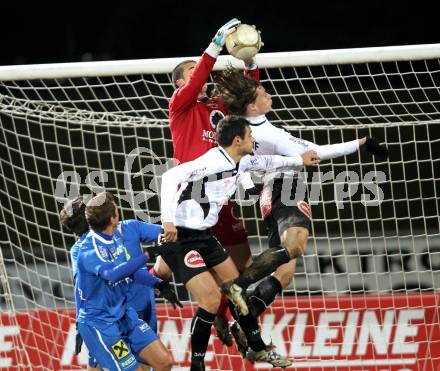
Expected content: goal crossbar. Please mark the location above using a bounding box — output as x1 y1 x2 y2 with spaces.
0 43 439 81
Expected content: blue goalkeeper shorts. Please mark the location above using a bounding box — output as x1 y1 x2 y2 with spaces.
79 308 158 371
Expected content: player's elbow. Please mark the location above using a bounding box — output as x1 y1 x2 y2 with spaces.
98 266 120 284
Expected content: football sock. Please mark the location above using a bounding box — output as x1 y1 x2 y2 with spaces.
248 275 282 317
234 246 291 290
227 300 266 352
190 307 216 364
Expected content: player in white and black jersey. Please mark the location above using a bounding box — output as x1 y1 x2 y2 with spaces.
159 115 322 370
215 68 389 318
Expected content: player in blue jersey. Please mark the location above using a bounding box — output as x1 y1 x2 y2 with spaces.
73 192 174 371
61 194 179 370
60 195 100 370
61 196 181 371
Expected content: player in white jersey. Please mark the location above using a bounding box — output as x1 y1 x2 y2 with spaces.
215 67 389 317
159 115 319 370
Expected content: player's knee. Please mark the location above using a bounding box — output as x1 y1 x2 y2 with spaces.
283 228 309 259
154 258 172 281
144 346 173 371
199 288 221 313
154 353 173 371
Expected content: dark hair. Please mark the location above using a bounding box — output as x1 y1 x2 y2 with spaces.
60 196 89 236
215 67 259 116
171 59 196 87
216 115 250 147
85 192 116 232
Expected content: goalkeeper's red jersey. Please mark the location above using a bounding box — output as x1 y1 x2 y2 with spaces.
169 52 259 164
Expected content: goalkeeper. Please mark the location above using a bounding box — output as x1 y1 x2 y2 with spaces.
215 67 389 317
166 17 260 347
60 193 180 371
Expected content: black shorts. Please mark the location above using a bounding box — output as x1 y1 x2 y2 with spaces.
160 227 229 285
259 177 311 247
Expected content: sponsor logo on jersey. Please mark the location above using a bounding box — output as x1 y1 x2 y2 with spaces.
184 250 206 268
297 200 311 218
209 110 225 129
139 322 151 332
97 245 109 260
120 355 136 368
111 339 131 360
250 157 259 166
202 129 217 143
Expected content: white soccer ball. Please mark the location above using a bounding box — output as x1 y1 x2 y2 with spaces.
225 24 263 61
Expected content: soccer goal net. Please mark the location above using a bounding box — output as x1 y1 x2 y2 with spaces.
1 43 439 370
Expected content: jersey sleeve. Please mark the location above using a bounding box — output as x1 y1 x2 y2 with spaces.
133 266 162 287
160 154 213 223
263 124 360 161
99 254 149 284
240 154 303 173
122 220 161 243
303 139 360 160
169 52 217 117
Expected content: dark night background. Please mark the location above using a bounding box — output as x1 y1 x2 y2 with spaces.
1 0 439 66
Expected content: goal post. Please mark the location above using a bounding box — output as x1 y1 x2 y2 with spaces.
1 43 440 370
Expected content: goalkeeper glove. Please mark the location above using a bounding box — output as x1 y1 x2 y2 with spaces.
210 18 241 52
363 137 389 159
156 280 183 309
74 323 83 355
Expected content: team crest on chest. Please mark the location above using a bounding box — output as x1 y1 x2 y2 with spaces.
209 110 225 129
184 250 206 268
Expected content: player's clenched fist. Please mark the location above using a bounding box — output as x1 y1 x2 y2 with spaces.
161 222 178 242
302 150 320 166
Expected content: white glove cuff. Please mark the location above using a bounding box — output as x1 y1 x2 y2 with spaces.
206 43 221 58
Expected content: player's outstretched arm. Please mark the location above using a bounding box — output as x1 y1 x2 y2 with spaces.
98 253 149 284
241 153 304 173
170 18 240 115
304 136 388 162
132 267 162 287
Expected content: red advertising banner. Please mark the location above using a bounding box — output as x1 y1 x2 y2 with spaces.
1 293 439 370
